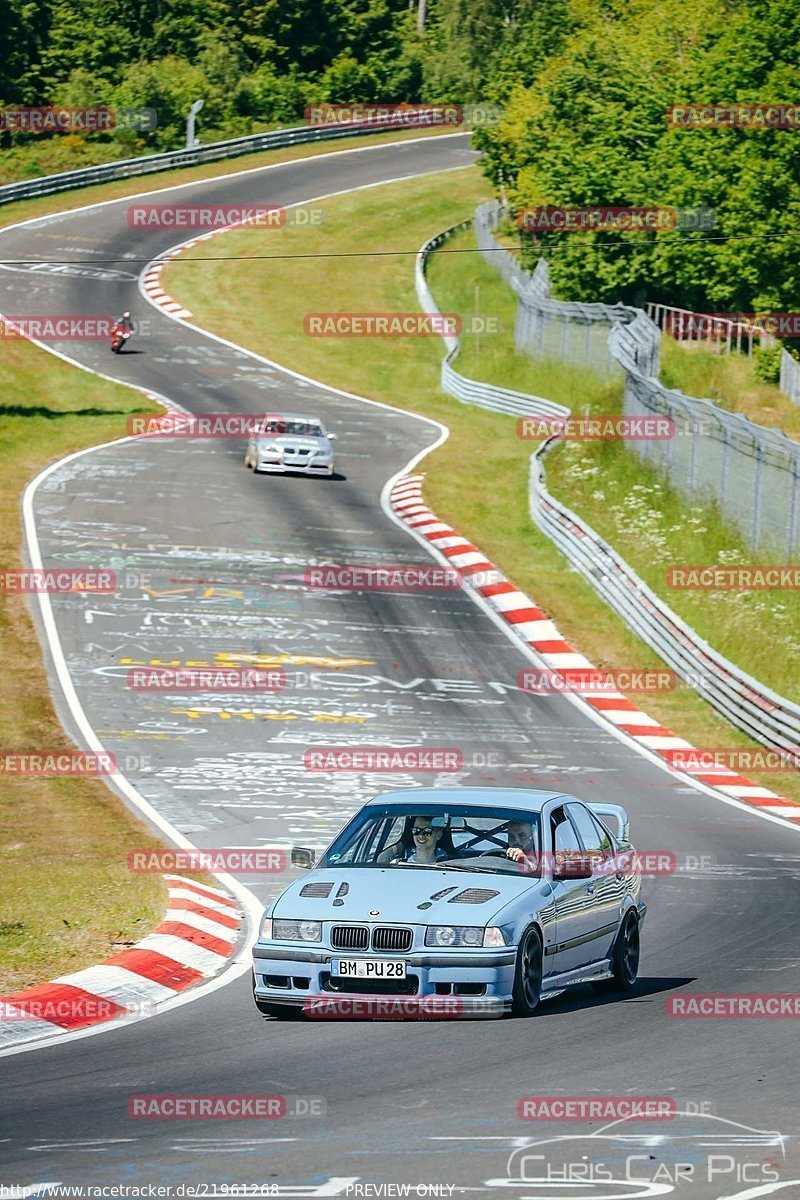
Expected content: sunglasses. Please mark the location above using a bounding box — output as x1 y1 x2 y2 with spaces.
412 827 436 838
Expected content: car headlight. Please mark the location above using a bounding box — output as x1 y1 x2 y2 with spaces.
260 442 281 455
424 925 484 948
272 918 322 942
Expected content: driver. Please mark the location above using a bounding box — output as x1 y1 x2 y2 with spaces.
115 310 134 332
504 820 538 869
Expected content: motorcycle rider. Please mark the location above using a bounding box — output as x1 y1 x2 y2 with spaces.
111 310 134 352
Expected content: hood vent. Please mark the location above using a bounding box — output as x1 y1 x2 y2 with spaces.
300 881 334 898
448 888 500 905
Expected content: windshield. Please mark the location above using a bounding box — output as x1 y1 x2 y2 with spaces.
321 804 541 875
261 418 324 437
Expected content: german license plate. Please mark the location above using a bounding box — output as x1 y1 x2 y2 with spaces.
332 958 406 979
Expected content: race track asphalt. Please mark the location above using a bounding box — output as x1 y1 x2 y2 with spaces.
1 133 799 1198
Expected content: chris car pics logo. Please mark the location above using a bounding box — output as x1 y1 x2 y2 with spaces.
492 1111 785 1195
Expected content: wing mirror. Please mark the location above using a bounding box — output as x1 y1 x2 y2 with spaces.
327 432 337 440
552 857 593 882
291 846 316 869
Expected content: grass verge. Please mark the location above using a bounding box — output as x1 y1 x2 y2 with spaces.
165 172 800 805
659 337 800 440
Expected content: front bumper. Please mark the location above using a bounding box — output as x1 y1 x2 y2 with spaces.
252 944 517 1007
256 458 333 475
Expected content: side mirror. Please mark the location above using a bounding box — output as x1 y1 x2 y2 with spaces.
327 432 337 440
552 858 593 882
291 846 316 869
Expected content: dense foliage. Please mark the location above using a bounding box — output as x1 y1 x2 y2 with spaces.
2 0 799 313
476 0 800 312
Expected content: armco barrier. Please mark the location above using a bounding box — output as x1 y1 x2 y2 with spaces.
419 216 800 759
529 442 800 756
0 115 454 207
415 222 569 421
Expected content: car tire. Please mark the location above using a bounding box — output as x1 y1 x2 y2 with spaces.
594 909 640 994
512 926 543 1017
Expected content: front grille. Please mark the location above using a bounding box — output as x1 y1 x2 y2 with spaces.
331 924 369 951
321 974 419 995
448 888 500 904
372 926 413 952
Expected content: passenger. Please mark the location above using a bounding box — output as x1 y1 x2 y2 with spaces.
408 816 448 864
378 816 450 864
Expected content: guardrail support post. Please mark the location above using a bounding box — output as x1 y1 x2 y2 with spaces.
789 460 800 555
186 99 205 149
752 445 764 548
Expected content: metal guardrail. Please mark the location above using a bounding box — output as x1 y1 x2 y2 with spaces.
0 116 449 206
529 442 800 755
420 211 800 757
647 301 767 356
415 223 569 421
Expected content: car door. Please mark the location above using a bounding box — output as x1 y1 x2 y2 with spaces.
549 806 606 976
566 802 622 963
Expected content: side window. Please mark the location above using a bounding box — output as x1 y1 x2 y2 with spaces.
590 813 615 856
551 807 582 859
372 816 406 861
567 803 613 859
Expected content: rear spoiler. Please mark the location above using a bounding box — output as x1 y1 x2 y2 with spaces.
588 803 630 843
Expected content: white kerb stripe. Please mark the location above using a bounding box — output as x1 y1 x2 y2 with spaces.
606 711 661 728
53 965 179 1006
510 620 561 641
165 874 232 900
0 1013 62 1044
540 653 597 669
448 552 488 570
490 591 535 613
132 934 227 974
166 886 238 915
164 908 237 938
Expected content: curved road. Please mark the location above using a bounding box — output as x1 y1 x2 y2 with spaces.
1 134 799 1197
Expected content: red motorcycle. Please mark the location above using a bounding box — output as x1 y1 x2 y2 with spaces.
110 323 132 353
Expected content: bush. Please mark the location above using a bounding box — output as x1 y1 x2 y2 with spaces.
753 344 783 385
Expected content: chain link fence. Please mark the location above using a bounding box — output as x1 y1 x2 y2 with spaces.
475 200 800 555
474 200 656 377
